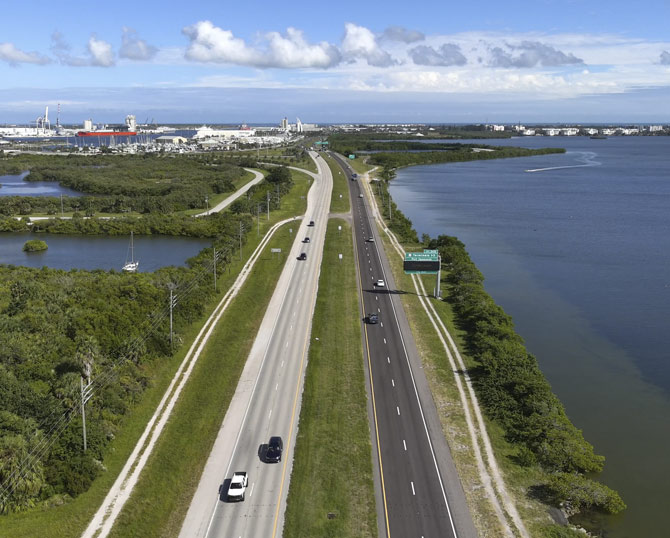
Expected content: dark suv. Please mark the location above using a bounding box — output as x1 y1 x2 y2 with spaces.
266 436 283 463
298 252 307 260
367 313 379 324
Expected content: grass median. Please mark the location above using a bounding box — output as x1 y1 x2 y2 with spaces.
283 219 377 538
321 153 351 213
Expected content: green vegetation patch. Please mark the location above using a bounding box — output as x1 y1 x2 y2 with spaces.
0 152 248 217
283 219 377 538
22 239 47 252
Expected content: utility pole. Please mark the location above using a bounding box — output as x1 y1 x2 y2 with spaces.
389 194 392 223
213 246 217 292
267 191 270 220
168 284 177 348
60 194 64 216
80 367 93 452
257 204 261 236
239 221 243 260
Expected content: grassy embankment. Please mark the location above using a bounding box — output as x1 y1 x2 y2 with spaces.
366 178 611 537
0 169 312 538
283 219 377 538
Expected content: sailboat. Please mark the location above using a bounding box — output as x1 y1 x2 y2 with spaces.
122 231 139 272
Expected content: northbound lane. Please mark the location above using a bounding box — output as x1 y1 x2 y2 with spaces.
332 152 478 538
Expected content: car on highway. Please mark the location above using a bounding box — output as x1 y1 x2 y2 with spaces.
227 471 248 501
367 312 379 324
303 237 310 243
359 194 364 198
308 220 315 226
298 252 307 260
366 237 375 242
266 436 283 463
375 279 385 287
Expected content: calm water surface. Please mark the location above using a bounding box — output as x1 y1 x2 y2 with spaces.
390 136 670 538
0 171 83 197
0 233 210 272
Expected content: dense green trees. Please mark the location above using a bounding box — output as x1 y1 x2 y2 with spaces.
0 153 247 216
0 209 253 513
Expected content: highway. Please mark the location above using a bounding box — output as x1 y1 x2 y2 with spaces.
179 151 332 538
331 153 478 538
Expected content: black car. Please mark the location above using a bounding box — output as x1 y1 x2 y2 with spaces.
298 252 307 260
266 436 283 463
308 220 315 227
367 313 379 324
303 237 310 243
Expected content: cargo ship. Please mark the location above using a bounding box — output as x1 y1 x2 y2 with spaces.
76 114 137 137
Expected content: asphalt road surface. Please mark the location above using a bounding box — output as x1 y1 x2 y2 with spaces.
331 153 478 538
179 151 332 538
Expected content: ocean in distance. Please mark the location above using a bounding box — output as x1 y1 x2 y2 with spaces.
389 136 670 538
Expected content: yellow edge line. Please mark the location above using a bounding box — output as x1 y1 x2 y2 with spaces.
270 223 324 537
352 213 392 537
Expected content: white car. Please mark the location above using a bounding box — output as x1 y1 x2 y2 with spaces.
375 279 385 287
227 472 248 501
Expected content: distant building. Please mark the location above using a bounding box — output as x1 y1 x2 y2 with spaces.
156 135 187 144
280 117 289 130
486 124 505 131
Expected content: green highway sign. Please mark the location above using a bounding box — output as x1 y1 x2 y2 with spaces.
404 250 440 273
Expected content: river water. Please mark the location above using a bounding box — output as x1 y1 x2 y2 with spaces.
389 136 670 538
0 171 83 197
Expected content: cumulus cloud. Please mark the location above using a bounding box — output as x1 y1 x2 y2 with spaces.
381 26 424 43
660 50 670 65
183 21 340 68
488 41 583 68
342 23 396 67
51 31 115 67
409 44 467 66
120 27 157 61
0 42 50 65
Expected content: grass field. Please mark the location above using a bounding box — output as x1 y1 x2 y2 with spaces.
283 219 377 538
0 170 311 538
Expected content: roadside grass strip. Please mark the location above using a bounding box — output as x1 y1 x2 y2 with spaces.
283 219 377 538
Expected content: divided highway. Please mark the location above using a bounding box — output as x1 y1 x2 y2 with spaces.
180 152 332 538
331 153 478 538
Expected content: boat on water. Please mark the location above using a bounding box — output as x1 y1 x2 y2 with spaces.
122 232 139 272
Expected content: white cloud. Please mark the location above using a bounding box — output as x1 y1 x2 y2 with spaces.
0 43 50 65
50 32 115 67
342 23 396 67
88 36 115 67
660 51 670 65
120 27 157 61
183 21 340 68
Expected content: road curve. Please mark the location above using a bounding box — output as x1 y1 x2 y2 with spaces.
179 151 332 538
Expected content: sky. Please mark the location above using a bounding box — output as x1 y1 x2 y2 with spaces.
1 0 670 124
